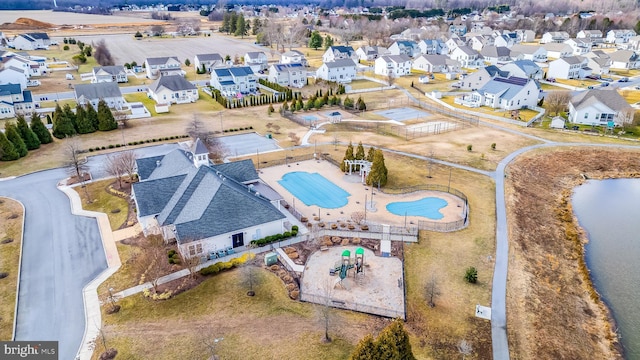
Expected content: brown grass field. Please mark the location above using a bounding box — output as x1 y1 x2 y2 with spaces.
0 197 23 341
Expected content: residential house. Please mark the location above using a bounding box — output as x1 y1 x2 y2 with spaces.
268 63 306 88
322 46 357 63
546 56 591 80
540 31 570 44
577 30 604 44
417 39 447 55
147 75 198 105
493 34 515 49
0 66 27 89
625 36 640 51
92 66 128 83
516 29 536 43
2 55 41 78
374 55 412 77
468 35 493 51
145 56 183 80
244 52 269 73
584 52 611 75
605 29 636 44
459 76 540 110
608 50 640 70
480 46 511 65
568 89 633 126
542 43 573 59
132 142 287 257
0 83 34 119
194 54 224 73
74 82 125 110
412 55 461 74
564 38 592 56
510 44 547 62
399 28 425 41
388 40 420 58
11 33 50 50
449 46 483 68
211 66 257 95
281 50 307 66
355 46 390 61
449 24 467 36
445 35 466 53
499 60 544 80
459 65 509 91
315 59 357 83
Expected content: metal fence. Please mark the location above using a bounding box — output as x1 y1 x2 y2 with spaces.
300 292 405 319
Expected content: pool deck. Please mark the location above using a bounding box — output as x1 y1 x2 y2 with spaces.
259 159 465 226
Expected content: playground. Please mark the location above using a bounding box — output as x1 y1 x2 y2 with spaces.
299 246 405 319
259 159 466 226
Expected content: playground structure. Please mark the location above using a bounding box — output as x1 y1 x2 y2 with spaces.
330 248 365 289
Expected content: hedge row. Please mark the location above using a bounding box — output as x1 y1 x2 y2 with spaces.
85 135 190 152
250 226 299 247
223 126 253 133
200 253 253 276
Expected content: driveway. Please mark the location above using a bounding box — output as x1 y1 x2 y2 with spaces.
0 168 107 360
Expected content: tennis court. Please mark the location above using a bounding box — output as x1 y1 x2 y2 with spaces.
375 107 431 121
218 133 280 158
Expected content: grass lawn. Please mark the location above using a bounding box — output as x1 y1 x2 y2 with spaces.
554 78 600 87
539 83 567 91
618 88 640 104
74 180 129 231
0 197 23 341
349 79 385 90
609 68 640 77
94 268 371 360
439 96 540 122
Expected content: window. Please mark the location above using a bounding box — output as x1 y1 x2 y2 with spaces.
584 113 589 119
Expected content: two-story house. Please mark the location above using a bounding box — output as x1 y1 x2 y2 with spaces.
74 82 125 110
459 76 540 110
606 30 637 44
211 66 257 95
194 53 224 73
509 44 547 62
564 38 592 56
492 34 515 49
608 50 640 70
0 83 34 119
315 59 357 83
268 63 306 88
458 65 509 91
322 46 357 63
147 75 198 105
577 30 604 44
11 33 50 50
0 66 28 89
445 35 466 53
540 31 570 44
281 50 307 66
412 54 461 74
449 46 482 68
417 39 447 55
374 55 412 77
516 29 536 43
542 43 573 59
145 56 183 80
388 40 420 58
244 52 269 73
355 46 390 61
480 46 511 65
568 89 633 126
584 51 611 75
92 66 128 83
449 24 467 36
547 56 591 79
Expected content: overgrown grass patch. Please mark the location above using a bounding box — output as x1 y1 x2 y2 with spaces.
0 198 23 341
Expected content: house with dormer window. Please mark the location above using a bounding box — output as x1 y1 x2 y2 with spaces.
322 46 357 63
145 56 183 80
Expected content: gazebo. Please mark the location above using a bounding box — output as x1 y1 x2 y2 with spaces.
343 159 372 183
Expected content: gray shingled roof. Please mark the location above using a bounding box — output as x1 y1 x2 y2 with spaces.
542 43 572 52
324 59 356 68
212 159 258 183
191 138 208 155
558 56 586 65
138 149 194 181
93 65 126 76
510 44 543 55
417 54 448 66
136 156 164 181
480 46 510 58
570 89 632 113
74 82 122 100
146 56 179 65
149 75 196 92
132 174 187 216
196 53 222 61
608 50 639 62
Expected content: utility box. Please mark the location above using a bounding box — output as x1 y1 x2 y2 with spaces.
264 252 278 266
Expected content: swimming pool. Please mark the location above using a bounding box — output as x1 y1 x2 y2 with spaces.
303 115 319 122
278 172 350 208
386 197 448 220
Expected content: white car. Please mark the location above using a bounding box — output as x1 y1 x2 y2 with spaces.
26 80 41 87
65 73 74 80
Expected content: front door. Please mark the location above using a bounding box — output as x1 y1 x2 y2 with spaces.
232 233 244 248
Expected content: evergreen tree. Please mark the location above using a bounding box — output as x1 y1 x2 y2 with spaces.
282 100 289 111
376 319 415 360
16 115 40 150
324 35 334 49
252 18 261 35
52 104 76 139
356 96 367 111
30 113 52 144
316 19 322 26
366 146 375 162
75 104 95 134
344 95 354 109
85 104 99 130
366 149 388 187
97 100 117 131
340 141 355 172
309 30 323 50
295 99 304 111
5 123 27 158
355 141 365 160
235 14 246 38
63 103 78 132
229 12 238 34
221 13 231 33
314 98 324 109
0 131 19 161
349 334 377 360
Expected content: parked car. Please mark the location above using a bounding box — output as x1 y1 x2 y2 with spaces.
601 82 609 87
588 85 596 89
635 86 640 90
451 82 461 88
586 74 600 80
26 80 40 87
618 77 630 82
65 73 74 80
546 78 556 83
601 77 613 82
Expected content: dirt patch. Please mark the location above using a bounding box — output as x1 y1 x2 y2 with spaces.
505 147 640 360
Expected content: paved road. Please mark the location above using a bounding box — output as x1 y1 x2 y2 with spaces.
0 168 107 360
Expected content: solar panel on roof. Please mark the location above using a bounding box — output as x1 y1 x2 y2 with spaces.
495 77 528 86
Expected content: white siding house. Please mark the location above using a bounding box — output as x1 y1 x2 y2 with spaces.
577 30 604 44
412 55 460 73
388 40 420 58
458 65 509 91
0 83 34 119
315 59 357 83
268 63 306 88
145 56 183 80
509 44 547 62
355 46 390 61
547 56 591 80
449 46 483 68
281 50 307 66
457 77 540 110
74 82 125 110
374 55 411 77
194 53 224 73
92 66 128 83
568 89 633 126
540 31 570 44
322 46 357 63
211 66 257 95
608 50 640 70
564 38 592 56
606 30 636 44
244 52 269 73
147 75 199 105
542 43 573 59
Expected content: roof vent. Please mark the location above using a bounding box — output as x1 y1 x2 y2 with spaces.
255 192 260 197
156 160 161 167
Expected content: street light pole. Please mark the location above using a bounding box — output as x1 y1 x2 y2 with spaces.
448 168 452 192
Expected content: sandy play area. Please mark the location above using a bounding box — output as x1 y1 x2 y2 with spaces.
259 159 465 226
299 246 404 319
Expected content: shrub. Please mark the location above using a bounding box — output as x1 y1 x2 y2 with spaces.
283 231 291 237
89 148 95 152
167 249 176 257
491 143 496 150
0 272 8 279
115 144 121 148
467 144 473 152
108 144 115 149
101 146 106 150
63 45 69 50
465 267 478 283
291 225 299 231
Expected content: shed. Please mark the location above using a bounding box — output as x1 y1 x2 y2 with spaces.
550 116 566 129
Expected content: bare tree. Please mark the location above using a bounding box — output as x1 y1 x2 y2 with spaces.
90 326 117 360
184 254 201 280
186 115 227 163
544 91 571 116
136 235 170 292
65 136 87 181
150 25 165 36
332 134 339 151
316 279 335 343
387 72 397 87
104 153 124 188
288 132 300 145
241 262 261 296
425 273 440 308
618 108 636 129
198 325 224 360
458 339 473 359
351 211 365 225
283 22 309 50
272 124 281 134
93 39 115 66
427 149 435 178
118 151 137 182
